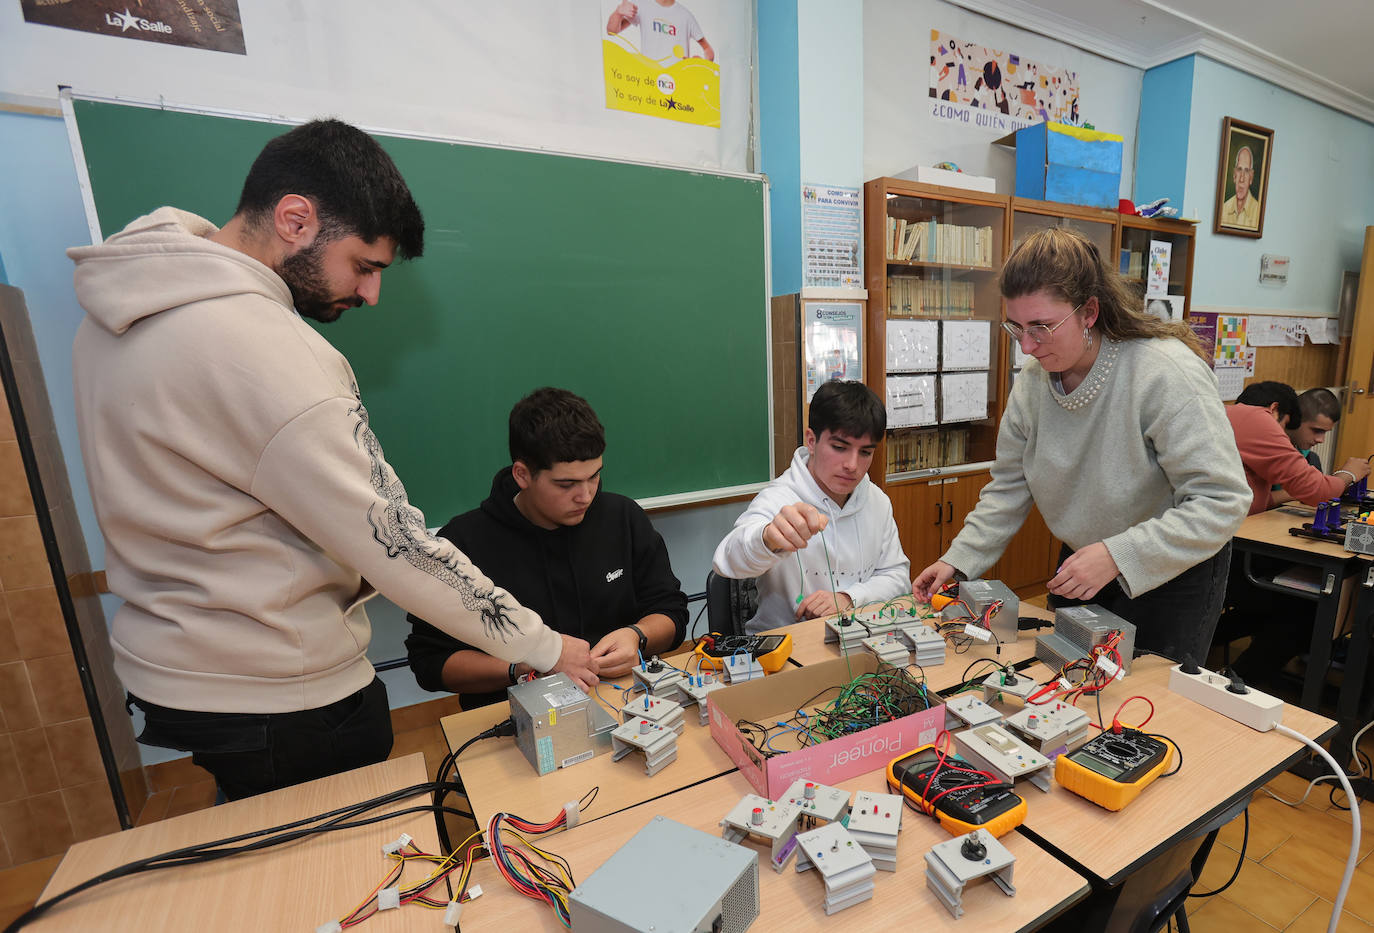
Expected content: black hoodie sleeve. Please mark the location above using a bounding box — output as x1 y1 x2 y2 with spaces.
403 616 463 693
626 503 689 649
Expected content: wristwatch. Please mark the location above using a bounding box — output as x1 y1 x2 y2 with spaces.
627 623 649 656
508 662 520 686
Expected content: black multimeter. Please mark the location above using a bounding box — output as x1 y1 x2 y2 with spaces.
886 746 1026 838
1055 729 1173 811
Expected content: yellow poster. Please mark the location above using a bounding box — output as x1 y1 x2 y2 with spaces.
602 0 720 127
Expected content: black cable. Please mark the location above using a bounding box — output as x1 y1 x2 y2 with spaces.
1148 732 1184 777
1188 808 1248 897
687 600 710 639
4 788 477 932
434 718 515 852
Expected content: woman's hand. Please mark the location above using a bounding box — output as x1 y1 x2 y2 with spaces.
912 560 958 602
1047 542 1119 601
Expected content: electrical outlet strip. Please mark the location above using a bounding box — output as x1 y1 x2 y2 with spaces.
1167 664 1283 732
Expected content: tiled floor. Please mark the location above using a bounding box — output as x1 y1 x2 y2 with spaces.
1 713 1370 931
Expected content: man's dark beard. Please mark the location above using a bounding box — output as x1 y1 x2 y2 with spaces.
279 241 362 323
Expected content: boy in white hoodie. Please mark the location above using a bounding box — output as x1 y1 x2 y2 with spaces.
712 380 910 633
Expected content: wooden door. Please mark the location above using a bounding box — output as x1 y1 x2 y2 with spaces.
994 505 1057 590
887 480 945 576
942 472 992 548
1336 227 1374 463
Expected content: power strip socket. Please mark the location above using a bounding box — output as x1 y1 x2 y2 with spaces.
1167 664 1282 732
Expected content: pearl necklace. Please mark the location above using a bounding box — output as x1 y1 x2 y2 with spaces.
1053 338 1120 412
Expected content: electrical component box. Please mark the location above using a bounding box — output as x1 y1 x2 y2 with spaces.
793 822 876 914
508 673 618 776
1052 604 1136 675
955 723 1053 792
942 579 1019 643
631 658 685 697
925 829 1016 918
1002 702 1091 756
945 693 1003 730
571 816 760 933
720 795 803 872
780 779 850 824
845 791 904 871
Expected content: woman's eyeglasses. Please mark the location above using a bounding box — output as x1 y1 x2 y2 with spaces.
1000 302 1085 345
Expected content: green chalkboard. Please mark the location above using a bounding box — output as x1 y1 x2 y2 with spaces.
72 99 769 522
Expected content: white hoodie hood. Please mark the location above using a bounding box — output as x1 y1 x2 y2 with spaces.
712 447 911 633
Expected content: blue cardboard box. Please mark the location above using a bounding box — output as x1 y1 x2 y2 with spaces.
1010 123 1123 209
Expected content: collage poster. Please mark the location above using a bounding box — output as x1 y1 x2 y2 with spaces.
602 0 721 127
929 30 1080 132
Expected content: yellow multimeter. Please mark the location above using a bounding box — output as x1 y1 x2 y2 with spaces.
1055 728 1173 811
693 632 793 674
886 746 1027 838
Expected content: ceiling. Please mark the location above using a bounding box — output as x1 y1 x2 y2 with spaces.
946 0 1374 124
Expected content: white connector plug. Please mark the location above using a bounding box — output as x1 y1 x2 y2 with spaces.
1167 664 1282 732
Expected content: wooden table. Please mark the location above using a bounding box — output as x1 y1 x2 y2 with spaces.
457 768 1088 932
29 754 439 932
1232 509 1360 710
1013 655 1336 885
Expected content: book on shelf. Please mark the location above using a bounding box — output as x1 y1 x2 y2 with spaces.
885 427 969 475
885 276 976 318
885 218 993 267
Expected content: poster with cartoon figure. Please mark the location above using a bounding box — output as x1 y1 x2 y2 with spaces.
602 0 721 127
929 30 1080 129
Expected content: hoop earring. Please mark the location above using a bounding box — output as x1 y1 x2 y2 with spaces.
1083 327 1094 351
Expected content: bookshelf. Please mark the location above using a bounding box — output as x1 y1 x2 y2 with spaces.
863 184 1198 593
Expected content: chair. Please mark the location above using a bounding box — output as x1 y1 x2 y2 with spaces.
705 570 759 638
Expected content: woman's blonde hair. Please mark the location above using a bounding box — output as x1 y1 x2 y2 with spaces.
999 228 1205 359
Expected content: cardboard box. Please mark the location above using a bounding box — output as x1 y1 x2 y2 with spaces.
897 164 997 194
706 654 945 800
998 123 1123 209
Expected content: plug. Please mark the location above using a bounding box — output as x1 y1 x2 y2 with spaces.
489 717 517 739
1180 654 1201 676
1225 671 1250 695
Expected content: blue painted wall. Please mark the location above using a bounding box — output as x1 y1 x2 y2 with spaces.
1185 57 1374 313
1134 56 1194 213
758 0 802 295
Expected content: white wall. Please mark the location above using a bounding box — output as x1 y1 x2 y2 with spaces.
863 0 1142 197
1 0 752 172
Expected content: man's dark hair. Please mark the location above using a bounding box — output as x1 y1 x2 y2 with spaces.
509 387 606 473
235 119 425 260
808 380 885 440
1297 387 1341 424
1236 380 1300 427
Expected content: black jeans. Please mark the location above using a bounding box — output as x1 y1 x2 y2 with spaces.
1047 542 1232 666
131 677 394 801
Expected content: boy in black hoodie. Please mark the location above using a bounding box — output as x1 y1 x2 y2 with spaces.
406 388 688 708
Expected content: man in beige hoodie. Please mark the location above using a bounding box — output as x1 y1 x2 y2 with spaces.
69 120 597 799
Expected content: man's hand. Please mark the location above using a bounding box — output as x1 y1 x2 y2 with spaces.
796 590 852 621
1047 542 1119 601
590 628 641 679
1337 457 1371 483
762 502 828 553
549 634 600 691
912 560 958 602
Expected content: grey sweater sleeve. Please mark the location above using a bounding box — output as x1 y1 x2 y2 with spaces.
1100 390 1250 597
941 387 1037 578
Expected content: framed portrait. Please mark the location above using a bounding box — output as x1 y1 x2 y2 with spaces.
1213 117 1273 238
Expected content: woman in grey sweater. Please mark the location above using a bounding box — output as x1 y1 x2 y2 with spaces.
912 229 1250 664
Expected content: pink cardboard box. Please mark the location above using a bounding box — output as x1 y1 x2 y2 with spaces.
707 653 945 800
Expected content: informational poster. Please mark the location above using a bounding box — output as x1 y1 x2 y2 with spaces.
20 0 245 53
802 185 862 289
1246 317 1304 347
1187 311 1218 364
803 302 862 402
929 29 1080 134
1214 315 1248 367
1216 368 1245 401
602 0 721 127
1146 240 1171 298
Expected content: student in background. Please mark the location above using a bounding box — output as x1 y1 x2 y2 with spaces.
712 380 910 634
1227 381 1368 513
912 228 1250 666
69 121 585 800
406 387 687 709
1287 387 1342 471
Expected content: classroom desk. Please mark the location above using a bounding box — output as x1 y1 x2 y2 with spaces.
1013 654 1336 886
457 768 1088 933
28 754 437 932
1231 509 1361 710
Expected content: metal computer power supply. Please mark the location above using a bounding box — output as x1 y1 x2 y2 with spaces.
570 816 760 933
508 673 617 775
